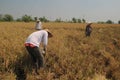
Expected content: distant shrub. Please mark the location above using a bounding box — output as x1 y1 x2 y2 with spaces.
118 20 120 24
106 20 114 24
22 15 33 22
3 14 14 22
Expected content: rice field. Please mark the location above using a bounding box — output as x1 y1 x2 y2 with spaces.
0 22 120 80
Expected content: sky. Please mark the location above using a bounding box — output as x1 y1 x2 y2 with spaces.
0 0 120 22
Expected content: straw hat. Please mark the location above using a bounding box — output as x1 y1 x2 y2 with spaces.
44 29 53 37
36 19 40 22
87 21 92 25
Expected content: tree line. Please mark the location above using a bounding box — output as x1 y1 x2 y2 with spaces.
0 14 120 24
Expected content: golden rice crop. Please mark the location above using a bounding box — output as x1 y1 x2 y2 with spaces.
0 22 120 80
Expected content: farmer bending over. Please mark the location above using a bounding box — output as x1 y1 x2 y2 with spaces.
25 29 53 75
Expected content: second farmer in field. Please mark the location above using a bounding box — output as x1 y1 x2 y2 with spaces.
35 19 42 30
85 22 92 37
24 29 53 75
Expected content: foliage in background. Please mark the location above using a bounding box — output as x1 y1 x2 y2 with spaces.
0 14 119 24
21 15 33 22
2 14 14 22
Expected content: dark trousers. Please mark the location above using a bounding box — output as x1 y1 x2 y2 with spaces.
25 46 44 74
86 32 91 37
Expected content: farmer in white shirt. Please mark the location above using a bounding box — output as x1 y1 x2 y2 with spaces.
35 19 42 30
25 29 53 75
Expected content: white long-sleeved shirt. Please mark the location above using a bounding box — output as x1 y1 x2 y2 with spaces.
25 30 48 47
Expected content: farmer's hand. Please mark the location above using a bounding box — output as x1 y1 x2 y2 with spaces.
42 47 47 57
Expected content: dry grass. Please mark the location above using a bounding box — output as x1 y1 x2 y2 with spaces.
0 22 120 80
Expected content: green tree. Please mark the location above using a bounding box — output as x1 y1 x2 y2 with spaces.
118 20 120 24
106 20 114 24
55 18 62 22
3 14 14 21
22 15 33 22
72 17 77 23
39 16 49 22
82 19 86 23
